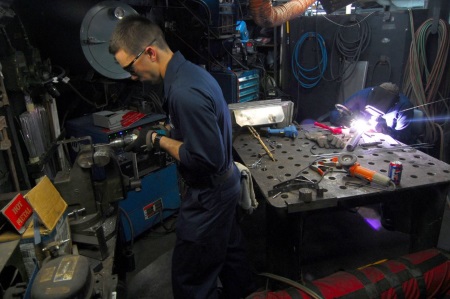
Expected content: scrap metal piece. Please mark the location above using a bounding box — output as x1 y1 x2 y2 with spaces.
299 188 313 203
235 106 285 127
248 126 275 161
345 130 363 152
268 176 317 197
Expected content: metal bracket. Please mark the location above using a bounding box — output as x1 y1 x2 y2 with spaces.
268 176 318 197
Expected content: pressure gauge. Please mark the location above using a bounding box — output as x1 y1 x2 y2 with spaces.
114 7 125 19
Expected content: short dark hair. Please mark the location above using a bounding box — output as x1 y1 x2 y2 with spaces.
109 15 167 55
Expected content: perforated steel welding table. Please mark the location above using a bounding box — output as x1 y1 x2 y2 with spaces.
233 124 450 280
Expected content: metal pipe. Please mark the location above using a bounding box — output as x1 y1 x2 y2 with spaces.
345 130 363 152
0 117 20 191
6 147 20 191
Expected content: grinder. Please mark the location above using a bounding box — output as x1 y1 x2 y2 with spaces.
339 153 392 186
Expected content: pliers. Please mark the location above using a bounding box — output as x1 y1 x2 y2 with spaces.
309 157 340 176
309 163 331 176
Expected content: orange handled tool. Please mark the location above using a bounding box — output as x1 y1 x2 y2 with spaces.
348 163 391 186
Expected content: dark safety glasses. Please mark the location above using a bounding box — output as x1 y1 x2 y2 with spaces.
123 39 156 75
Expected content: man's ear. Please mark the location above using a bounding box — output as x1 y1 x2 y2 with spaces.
146 46 156 62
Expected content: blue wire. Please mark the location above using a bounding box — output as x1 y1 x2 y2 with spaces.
291 32 328 88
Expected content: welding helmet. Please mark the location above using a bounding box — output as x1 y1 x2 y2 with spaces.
365 83 399 117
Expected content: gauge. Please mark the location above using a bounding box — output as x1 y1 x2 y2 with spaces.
114 7 125 19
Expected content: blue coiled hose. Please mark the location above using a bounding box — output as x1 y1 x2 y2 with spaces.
291 32 328 89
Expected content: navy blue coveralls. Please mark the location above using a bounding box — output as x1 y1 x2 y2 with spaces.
163 52 255 299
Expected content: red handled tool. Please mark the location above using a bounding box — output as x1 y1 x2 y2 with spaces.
309 157 340 176
314 121 342 134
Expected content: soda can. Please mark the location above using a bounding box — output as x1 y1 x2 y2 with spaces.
388 161 403 185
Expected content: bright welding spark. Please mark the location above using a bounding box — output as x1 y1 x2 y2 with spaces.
351 118 372 132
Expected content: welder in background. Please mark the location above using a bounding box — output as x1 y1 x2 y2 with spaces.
330 82 415 144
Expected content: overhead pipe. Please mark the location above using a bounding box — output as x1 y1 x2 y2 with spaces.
249 0 317 28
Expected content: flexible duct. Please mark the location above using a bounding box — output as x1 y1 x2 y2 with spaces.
249 0 317 28
248 248 450 299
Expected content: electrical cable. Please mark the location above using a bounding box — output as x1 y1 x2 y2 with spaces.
318 13 374 84
63 80 107 108
168 29 226 70
333 15 371 82
118 206 135 249
291 32 328 88
369 55 392 85
177 0 219 39
258 272 324 299
221 39 250 71
402 10 450 159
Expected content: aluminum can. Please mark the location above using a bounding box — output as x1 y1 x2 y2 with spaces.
388 161 403 185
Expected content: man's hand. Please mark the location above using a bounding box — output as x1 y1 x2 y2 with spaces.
375 118 389 134
124 127 156 153
304 132 345 149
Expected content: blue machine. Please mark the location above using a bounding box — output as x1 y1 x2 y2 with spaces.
119 163 180 243
64 114 180 243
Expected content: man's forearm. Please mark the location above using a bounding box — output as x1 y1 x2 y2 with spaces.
153 134 182 161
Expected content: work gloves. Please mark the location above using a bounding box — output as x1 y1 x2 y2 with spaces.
124 127 156 153
304 132 346 149
375 118 389 134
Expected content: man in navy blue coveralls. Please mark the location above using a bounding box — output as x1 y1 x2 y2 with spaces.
110 16 256 299
330 82 415 144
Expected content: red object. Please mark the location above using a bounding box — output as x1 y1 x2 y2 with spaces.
1 193 33 233
247 248 450 299
121 111 146 127
388 161 403 185
314 122 342 134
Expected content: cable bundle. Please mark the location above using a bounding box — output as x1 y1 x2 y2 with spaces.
333 16 371 81
320 13 374 83
291 32 328 88
402 11 450 157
